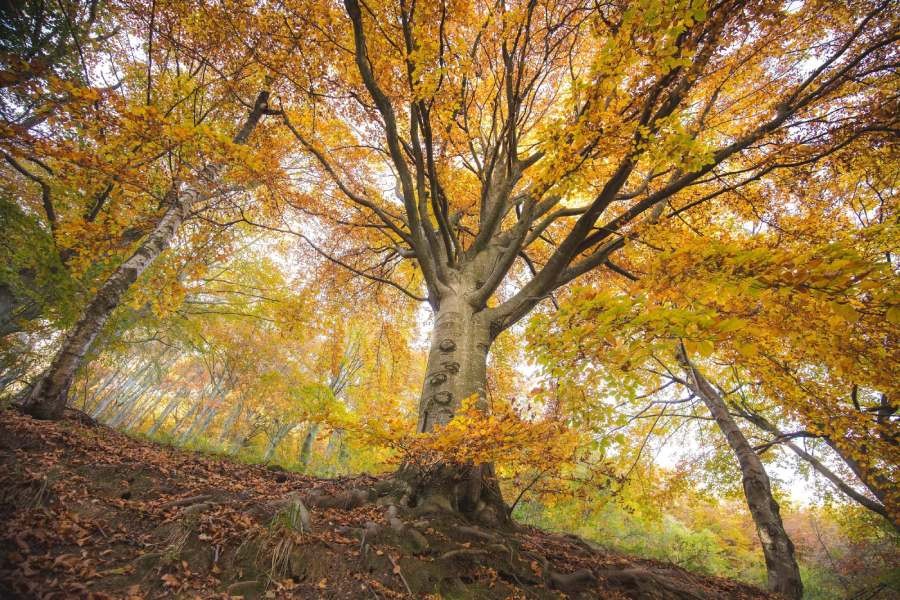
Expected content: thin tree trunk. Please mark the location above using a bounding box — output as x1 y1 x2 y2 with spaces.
678 347 803 600
108 382 153 427
171 397 202 439
218 400 243 444
262 422 294 463
178 397 215 445
19 91 271 420
182 406 219 445
90 360 153 418
148 391 185 436
299 422 319 467
82 362 127 414
99 373 151 423
123 389 165 431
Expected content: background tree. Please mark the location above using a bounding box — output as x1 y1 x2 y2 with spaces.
1 0 289 418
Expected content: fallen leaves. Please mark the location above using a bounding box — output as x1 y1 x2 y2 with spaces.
0 409 777 599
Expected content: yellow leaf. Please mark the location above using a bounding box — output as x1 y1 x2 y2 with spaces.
887 305 900 325
831 302 859 323
736 343 758 359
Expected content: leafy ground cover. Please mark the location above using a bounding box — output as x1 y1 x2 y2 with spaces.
0 409 775 599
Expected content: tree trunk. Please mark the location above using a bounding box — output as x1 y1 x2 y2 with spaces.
679 348 803 600
178 401 216 445
182 406 218 445
417 294 491 432
122 391 161 431
299 422 319 468
148 392 184 437
18 90 271 420
324 428 348 472
171 397 202 439
19 193 192 420
263 422 294 463
402 294 508 525
218 400 243 445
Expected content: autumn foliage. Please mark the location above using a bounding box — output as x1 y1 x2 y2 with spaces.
1 0 898 598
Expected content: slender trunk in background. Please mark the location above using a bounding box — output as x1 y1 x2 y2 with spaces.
789 439 895 527
90 360 154 418
123 389 165 431
108 381 153 427
178 400 213 445
171 397 201 438
299 422 319 468
218 401 243 444
99 375 149 423
678 347 803 600
182 406 218 445
82 363 126 413
19 91 271 420
148 391 185 437
176 386 221 442
262 422 295 463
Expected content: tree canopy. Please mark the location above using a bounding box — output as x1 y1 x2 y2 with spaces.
1 1 897 598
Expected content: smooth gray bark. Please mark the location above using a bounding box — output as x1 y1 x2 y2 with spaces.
678 348 803 600
299 422 319 468
417 291 491 433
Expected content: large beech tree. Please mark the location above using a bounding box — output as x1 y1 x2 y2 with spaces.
216 0 899 521
6 0 896 539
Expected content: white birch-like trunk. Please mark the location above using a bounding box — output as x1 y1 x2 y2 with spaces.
150 393 185 436
20 91 270 420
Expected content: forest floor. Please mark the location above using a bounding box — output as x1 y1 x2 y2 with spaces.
0 409 776 599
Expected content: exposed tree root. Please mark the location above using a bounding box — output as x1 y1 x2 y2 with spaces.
1 410 777 599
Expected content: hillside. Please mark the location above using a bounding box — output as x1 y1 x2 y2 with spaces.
0 409 774 599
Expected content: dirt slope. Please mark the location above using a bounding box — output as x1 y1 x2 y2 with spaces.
0 409 774 599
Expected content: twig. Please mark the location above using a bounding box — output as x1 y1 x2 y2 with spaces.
388 554 413 597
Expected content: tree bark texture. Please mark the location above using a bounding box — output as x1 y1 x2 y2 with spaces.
679 348 803 600
417 293 491 433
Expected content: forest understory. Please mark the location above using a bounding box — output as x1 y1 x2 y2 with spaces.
0 409 776 600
